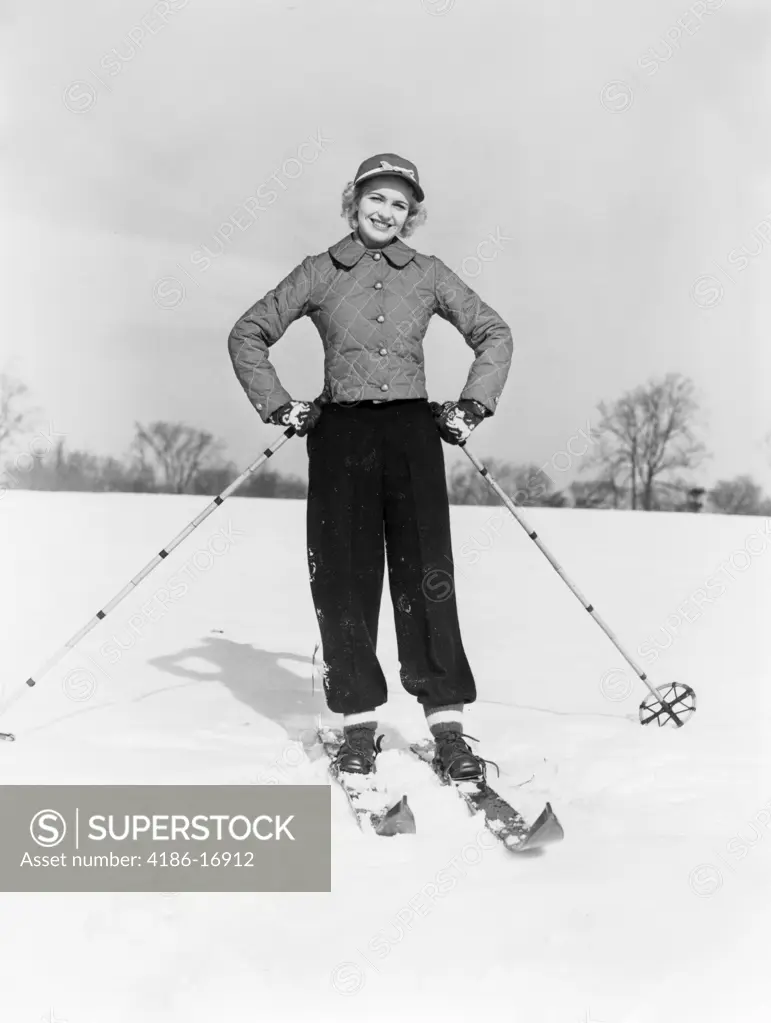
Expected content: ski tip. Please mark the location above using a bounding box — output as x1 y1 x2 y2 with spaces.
374 795 416 837
507 803 564 852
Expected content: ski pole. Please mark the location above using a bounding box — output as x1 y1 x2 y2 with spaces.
0 427 297 742
458 443 696 728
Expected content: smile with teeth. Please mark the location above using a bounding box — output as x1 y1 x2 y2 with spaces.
370 219 391 230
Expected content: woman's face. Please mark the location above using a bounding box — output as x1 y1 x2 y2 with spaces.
355 175 413 247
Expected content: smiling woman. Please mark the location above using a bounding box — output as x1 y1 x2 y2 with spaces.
227 150 514 782
341 165 428 242
353 178 412 246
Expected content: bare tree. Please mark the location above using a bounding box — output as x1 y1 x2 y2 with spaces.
708 475 771 516
0 371 37 457
130 421 226 494
579 374 707 510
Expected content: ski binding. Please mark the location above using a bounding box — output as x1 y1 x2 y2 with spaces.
318 727 415 837
409 738 563 852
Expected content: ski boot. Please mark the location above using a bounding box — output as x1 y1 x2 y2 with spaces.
432 729 497 783
332 726 383 776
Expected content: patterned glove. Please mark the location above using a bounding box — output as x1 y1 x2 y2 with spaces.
430 399 488 446
269 400 322 437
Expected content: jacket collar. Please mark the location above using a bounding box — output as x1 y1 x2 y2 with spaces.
328 231 416 269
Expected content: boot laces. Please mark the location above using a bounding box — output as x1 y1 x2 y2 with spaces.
434 730 500 779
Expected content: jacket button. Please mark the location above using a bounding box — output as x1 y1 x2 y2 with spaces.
374 282 383 289
376 314 385 323
256 403 263 410
379 348 387 356
380 383 389 391
373 252 381 260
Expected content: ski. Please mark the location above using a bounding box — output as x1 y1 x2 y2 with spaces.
318 727 415 837
408 738 564 852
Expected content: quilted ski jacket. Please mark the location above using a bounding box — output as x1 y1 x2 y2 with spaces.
228 232 513 423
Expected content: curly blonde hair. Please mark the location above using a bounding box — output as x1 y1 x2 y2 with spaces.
340 180 427 239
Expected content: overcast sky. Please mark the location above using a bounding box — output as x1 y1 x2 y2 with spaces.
2 0 770 490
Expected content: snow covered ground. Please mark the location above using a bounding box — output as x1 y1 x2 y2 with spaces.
1 489 769 1022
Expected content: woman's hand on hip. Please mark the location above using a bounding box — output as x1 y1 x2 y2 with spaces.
430 399 487 446
268 399 323 437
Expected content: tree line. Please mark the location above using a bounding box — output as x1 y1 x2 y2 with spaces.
0 373 305 499
2 369 769 514
448 373 771 515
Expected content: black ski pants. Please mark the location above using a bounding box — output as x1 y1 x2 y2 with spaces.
306 398 476 716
